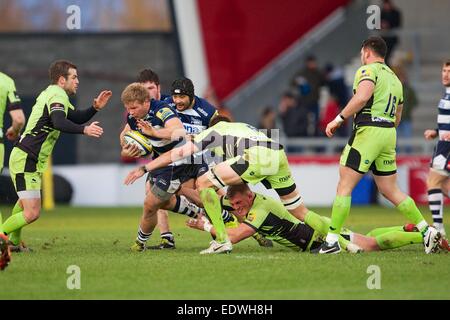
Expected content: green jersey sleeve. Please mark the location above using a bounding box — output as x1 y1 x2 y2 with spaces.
243 206 268 230
47 86 74 115
353 64 377 87
6 80 21 110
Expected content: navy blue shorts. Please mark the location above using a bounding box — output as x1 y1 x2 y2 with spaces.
430 140 450 175
147 163 208 194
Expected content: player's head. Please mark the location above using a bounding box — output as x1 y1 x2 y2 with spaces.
49 60 78 96
121 83 151 119
442 60 450 87
227 184 254 217
360 36 387 65
171 78 195 111
210 115 231 127
137 68 161 100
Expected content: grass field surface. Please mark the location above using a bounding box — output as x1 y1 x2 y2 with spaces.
0 205 449 300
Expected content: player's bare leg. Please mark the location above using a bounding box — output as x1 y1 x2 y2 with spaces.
131 192 166 252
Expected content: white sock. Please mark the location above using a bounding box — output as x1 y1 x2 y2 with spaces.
326 233 339 244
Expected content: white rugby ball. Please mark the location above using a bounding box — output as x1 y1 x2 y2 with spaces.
123 130 153 157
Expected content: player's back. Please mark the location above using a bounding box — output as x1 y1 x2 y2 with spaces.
198 122 273 142
353 62 403 127
244 193 315 251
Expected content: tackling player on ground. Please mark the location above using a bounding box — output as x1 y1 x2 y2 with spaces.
125 117 338 254
187 184 448 253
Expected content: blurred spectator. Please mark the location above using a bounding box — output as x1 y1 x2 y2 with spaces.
258 106 276 138
291 55 324 136
203 85 234 121
381 0 402 65
319 94 341 135
394 66 418 140
324 63 349 109
322 63 350 136
278 92 308 137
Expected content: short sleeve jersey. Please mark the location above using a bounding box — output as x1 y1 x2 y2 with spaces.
352 62 403 127
164 95 218 134
17 85 74 163
0 72 22 133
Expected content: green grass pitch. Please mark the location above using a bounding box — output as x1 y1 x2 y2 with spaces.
0 205 449 300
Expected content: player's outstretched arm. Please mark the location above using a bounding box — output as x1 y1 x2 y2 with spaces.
186 217 256 244
83 121 103 137
93 90 112 111
66 90 112 124
124 141 198 185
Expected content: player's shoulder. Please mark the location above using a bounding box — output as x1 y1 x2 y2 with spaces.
45 85 69 101
0 71 14 84
194 96 216 117
355 63 378 77
152 99 178 122
160 93 171 101
253 193 275 210
151 98 174 112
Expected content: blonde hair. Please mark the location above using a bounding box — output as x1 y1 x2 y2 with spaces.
121 82 150 104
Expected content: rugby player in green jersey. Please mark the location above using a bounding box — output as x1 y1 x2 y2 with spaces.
186 184 446 253
0 60 111 269
0 71 25 270
125 116 356 254
314 36 441 254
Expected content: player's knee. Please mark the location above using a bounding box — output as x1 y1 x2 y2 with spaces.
426 172 445 189
24 208 40 223
196 174 212 191
150 184 173 203
280 193 303 211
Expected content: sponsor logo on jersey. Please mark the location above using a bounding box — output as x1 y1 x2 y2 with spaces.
197 107 208 117
278 175 290 182
372 116 391 122
359 68 371 79
383 159 395 165
157 108 175 122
